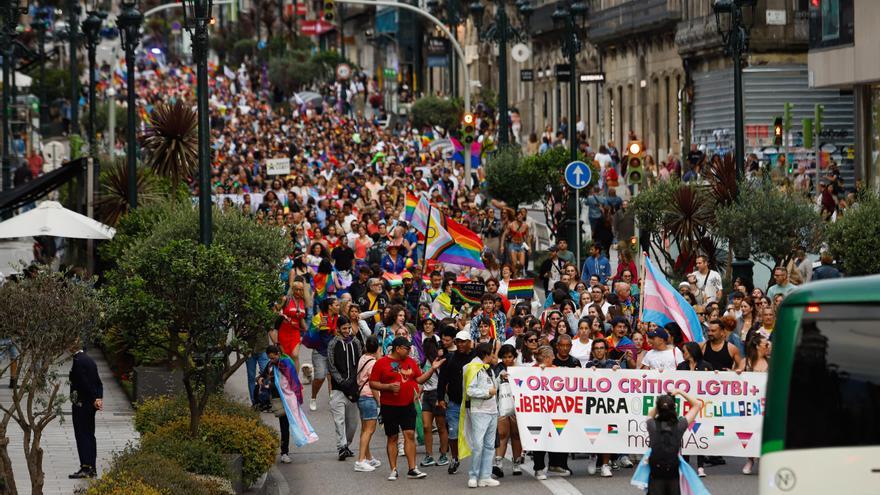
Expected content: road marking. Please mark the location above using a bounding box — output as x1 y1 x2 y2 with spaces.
504 453 584 495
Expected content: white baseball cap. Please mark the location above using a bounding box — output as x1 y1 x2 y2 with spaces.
454 330 471 342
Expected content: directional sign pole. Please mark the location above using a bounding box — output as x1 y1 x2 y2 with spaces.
576 188 581 268
564 160 592 271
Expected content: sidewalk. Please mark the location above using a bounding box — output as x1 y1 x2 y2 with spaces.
2 350 138 495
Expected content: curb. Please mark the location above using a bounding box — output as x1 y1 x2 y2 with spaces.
255 466 289 495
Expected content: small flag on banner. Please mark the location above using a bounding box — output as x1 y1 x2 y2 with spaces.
607 424 618 434
584 427 601 444
552 419 568 435
714 426 725 437
736 432 753 448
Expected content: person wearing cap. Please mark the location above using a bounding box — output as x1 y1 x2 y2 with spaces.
368 336 446 481
640 328 684 371
436 329 475 475
382 242 408 274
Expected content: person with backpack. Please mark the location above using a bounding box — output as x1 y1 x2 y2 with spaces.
633 389 706 495
327 316 363 462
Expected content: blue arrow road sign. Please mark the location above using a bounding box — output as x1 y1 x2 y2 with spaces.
564 160 591 189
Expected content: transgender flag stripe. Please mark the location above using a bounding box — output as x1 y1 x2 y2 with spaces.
642 256 705 343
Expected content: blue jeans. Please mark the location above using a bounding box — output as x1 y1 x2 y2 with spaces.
246 351 269 404
445 401 462 440
467 412 497 481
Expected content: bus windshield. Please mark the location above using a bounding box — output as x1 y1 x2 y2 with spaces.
785 316 880 449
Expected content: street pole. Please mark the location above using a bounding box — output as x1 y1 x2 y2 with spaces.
732 41 744 180
186 0 214 246
107 87 116 155
33 10 49 134
68 0 80 136
496 4 509 145
118 1 142 209
1 0 20 197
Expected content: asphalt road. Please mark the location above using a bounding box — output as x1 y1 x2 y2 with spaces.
264 349 759 495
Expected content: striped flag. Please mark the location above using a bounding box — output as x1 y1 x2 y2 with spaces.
641 256 704 343
506 279 535 300
411 193 431 236
425 208 486 269
403 190 418 223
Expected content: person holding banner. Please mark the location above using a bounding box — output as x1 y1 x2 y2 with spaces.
493 344 523 478
585 339 622 477
460 343 502 488
531 346 572 479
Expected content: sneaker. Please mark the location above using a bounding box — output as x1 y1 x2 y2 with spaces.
309 398 317 411
420 455 436 467
68 468 95 479
618 456 634 468
354 460 375 472
368 458 382 468
398 445 405 456
492 465 504 478
742 459 753 475
610 459 621 471
388 469 398 481
343 446 354 459
548 466 571 477
586 455 598 476
697 467 706 478
535 469 547 480
478 478 501 487
436 453 450 466
600 464 613 477
448 459 460 475
407 468 427 479
280 454 292 464
468 478 478 488
512 458 522 476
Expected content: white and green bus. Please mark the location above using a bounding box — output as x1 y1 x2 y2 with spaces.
760 274 880 494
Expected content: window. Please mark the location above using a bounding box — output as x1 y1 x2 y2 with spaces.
785 312 880 449
809 0 854 49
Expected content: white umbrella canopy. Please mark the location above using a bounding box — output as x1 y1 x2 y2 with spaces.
0 201 116 240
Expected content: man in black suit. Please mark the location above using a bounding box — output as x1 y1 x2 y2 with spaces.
68 343 103 479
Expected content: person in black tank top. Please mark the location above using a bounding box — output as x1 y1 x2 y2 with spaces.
701 319 744 371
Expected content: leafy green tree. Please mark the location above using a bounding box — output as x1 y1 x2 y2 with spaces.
94 160 163 227
826 190 880 276
410 96 464 132
103 204 288 435
715 180 824 270
268 52 318 95
0 268 101 495
484 146 536 208
142 101 198 189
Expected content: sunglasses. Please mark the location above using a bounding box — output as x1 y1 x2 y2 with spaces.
526 338 538 343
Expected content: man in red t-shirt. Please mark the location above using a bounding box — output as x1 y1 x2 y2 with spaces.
369 336 445 481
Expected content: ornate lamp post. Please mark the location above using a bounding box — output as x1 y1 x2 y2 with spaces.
468 0 532 146
551 0 587 253
67 0 80 135
1 0 25 194
117 0 142 208
181 0 214 246
82 10 104 167
31 7 49 134
713 0 756 179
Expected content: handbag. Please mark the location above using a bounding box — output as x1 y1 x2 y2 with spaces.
497 380 515 417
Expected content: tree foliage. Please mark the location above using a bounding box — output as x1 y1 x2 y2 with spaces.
142 101 198 189
715 179 824 268
410 96 463 131
102 203 288 435
826 190 880 276
0 268 101 495
484 146 537 208
94 160 163 227
267 51 318 94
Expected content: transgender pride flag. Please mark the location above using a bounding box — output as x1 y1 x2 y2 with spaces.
642 256 705 344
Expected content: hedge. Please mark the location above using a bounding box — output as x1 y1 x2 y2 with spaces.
84 471 162 495
94 450 219 495
139 434 230 479
134 394 259 434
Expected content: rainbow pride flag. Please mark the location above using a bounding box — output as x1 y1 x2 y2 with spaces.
313 272 335 303
425 208 485 269
404 191 418 223
451 285 481 306
552 418 568 435
506 278 535 300
382 272 403 288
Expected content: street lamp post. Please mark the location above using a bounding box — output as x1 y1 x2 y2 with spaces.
1 0 24 195
82 11 103 168
67 0 80 136
182 0 214 246
552 0 587 254
468 0 532 146
713 0 756 180
118 0 142 209
32 7 49 135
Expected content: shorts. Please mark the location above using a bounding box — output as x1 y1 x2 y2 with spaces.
445 401 462 440
420 389 440 414
507 242 524 253
0 339 19 360
312 353 328 380
380 403 416 437
358 396 379 421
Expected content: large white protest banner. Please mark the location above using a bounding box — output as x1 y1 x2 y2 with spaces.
507 367 766 457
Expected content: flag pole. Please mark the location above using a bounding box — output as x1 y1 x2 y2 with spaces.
421 202 433 275
639 252 648 323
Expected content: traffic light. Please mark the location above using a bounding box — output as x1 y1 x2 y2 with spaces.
461 112 475 145
625 139 645 186
802 118 813 149
323 0 335 21
814 104 824 136
773 117 783 146
783 102 793 132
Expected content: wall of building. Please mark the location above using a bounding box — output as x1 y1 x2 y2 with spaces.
808 0 880 88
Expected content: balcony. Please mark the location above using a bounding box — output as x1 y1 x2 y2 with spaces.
587 0 682 46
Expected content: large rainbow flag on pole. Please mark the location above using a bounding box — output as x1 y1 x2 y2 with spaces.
273 355 319 447
641 255 705 343
425 207 485 269
403 191 418 223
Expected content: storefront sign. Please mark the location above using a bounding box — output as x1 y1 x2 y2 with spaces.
555 64 571 82
508 367 767 457
520 69 534 82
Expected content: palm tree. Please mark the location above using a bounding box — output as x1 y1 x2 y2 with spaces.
95 160 162 226
141 100 198 190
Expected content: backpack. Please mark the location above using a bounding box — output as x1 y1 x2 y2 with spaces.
649 419 680 480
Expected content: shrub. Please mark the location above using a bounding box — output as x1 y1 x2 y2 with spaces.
154 414 278 486
410 95 463 131
140 434 230 479
134 394 259 435
826 190 880 275
108 450 217 495
84 471 162 495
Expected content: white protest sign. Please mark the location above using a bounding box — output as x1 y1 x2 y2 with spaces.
265 157 291 176
507 367 766 457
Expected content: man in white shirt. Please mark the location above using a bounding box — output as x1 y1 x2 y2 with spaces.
690 255 723 304
640 328 684 370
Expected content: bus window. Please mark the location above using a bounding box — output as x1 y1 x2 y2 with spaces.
785 318 880 449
